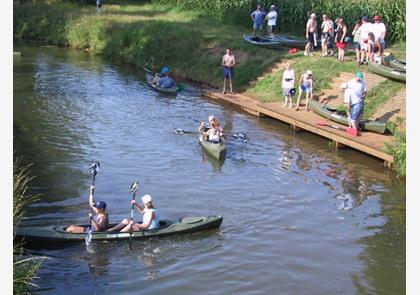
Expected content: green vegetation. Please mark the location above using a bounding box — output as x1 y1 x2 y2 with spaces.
13 159 45 294
385 124 406 177
363 80 403 119
155 0 406 42
13 1 290 90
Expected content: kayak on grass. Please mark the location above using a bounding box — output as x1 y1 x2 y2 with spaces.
383 55 406 72
199 135 227 160
368 62 406 82
143 66 178 95
15 215 223 243
309 100 387 134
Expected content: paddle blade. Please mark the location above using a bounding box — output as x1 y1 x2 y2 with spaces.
89 160 100 175
130 181 139 194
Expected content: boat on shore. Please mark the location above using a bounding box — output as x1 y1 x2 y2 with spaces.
243 34 288 50
309 100 387 134
199 135 227 160
256 34 308 48
143 66 178 95
15 215 223 243
383 55 406 72
368 62 406 82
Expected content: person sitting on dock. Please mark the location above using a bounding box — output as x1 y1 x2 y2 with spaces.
66 186 109 233
295 70 314 112
107 194 160 232
342 71 367 130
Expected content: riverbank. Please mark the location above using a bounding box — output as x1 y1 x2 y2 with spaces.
13 1 406 176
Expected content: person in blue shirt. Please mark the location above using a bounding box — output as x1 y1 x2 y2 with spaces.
251 5 266 37
157 76 176 88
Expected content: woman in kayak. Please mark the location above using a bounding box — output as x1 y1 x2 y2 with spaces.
202 120 224 143
66 186 109 233
199 115 224 133
107 194 160 232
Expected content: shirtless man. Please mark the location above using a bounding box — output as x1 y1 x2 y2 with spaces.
221 48 236 95
304 13 318 56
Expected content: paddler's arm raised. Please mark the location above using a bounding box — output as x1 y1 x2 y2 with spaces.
89 185 99 214
132 200 145 214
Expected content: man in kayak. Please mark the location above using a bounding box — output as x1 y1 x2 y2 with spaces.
342 71 367 129
66 186 109 233
107 194 160 232
157 76 176 89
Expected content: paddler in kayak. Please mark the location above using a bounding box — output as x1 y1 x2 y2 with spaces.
150 66 176 89
107 194 160 232
199 115 225 143
66 186 109 233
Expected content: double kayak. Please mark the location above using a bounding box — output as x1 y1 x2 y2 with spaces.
368 62 406 82
15 215 223 243
199 135 227 160
143 67 178 95
309 100 387 134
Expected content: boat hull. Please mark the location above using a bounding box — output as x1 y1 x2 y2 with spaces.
309 100 387 134
199 135 227 160
368 62 406 82
15 216 223 243
256 34 308 49
383 55 406 72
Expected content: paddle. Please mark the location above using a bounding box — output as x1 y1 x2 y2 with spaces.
128 181 140 251
85 160 100 248
316 121 346 131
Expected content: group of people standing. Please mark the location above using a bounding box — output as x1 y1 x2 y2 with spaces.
304 12 387 64
251 4 278 38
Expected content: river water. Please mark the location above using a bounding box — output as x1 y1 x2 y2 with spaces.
14 46 405 294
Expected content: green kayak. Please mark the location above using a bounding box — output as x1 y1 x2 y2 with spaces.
309 100 387 134
368 62 406 82
143 67 178 95
199 135 227 160
15 215 223 243
383 55 406 72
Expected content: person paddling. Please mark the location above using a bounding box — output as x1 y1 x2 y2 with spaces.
66 186 109 233
200 119 224 143
107 194 160 232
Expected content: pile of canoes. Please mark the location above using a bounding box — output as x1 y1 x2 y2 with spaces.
309 100 387 134
368 55 406 82
15 216 223 243
243 34 307 49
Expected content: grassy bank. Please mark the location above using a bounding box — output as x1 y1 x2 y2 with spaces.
14 1 290 90
13 159 45 294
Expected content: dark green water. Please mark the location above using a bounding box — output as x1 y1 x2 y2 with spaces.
14 46 405 295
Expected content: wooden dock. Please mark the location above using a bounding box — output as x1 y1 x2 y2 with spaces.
201 89 394 165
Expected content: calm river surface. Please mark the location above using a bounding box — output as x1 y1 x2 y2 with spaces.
14 46 405 295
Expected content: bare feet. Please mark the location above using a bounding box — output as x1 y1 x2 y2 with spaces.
295 107 299 111
283 103 287 107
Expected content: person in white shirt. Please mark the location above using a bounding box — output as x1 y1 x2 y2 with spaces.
342 71 367 129
265 5 278 37
371 15 386 51
281 63 295 108
359 16 372 64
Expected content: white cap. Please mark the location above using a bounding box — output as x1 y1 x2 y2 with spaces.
306 70 312 75
310 13 316 18
141 194 152 204
270 5 275 8
208 115 215 122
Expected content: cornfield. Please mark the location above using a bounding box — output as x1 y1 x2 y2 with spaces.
153 0 405 42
